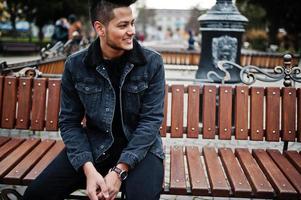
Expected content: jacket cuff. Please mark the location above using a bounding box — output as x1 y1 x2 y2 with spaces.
69 151 94 171
118 151 139 169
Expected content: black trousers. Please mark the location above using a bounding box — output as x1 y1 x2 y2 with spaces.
22 149 164 200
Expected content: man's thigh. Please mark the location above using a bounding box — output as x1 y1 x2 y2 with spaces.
124 152 164 200
23 148 86 200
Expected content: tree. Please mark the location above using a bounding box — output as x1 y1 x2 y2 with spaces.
135 5 155 39
236 0 301 53
185 6 205 34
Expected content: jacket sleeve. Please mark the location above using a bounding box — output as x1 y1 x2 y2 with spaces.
59 58 94 171
118 54 165 169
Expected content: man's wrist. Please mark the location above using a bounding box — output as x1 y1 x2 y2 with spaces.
83 161 96 176
116 163 129 172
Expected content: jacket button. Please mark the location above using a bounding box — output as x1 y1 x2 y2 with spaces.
85 87 89 91
106 130 109 133
105 108 109 112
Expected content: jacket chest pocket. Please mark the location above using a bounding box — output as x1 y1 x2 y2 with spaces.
75 82 103 112
122 81 148 114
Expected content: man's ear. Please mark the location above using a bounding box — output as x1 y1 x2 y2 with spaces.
94 21 105 37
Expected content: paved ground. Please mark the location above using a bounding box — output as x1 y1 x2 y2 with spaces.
0 55 301 200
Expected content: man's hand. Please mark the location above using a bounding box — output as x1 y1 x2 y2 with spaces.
104 171 122 200
104 163 129 200
83 162 109 200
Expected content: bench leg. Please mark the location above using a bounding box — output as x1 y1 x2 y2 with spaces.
0 188 22 200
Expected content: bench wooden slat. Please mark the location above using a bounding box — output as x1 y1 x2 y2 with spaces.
185 146 209 196
203 147 230 196
3 140 56 184
169 146 186 194
46 79 61 131
31 78 47 131
0 138 25 161
218 86 232 140
235 148 274 198
1 77 17 129
0 136 10 147
23 141 64 184
0 76 3 122
202 86 216 139
187 86 200 138
282 88 296 141
252 149 298 198
267 149 301 195
266 87 280 141
218 148 252 197
234 86 249 140
16 78 32 129
171 85 184 138
0 138 40 179
250 87 264 141
297 88 301 142
284 151 301 174
160 85 168 137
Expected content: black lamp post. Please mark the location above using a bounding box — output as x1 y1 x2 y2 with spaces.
196 0 248 83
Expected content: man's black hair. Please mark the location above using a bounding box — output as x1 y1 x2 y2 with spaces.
89 0 137 25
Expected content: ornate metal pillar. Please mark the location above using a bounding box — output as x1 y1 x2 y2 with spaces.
196 0 248 82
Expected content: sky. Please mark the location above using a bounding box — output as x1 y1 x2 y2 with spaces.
145 0 216 10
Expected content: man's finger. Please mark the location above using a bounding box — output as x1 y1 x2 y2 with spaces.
87 189 98 200
97 178 109 198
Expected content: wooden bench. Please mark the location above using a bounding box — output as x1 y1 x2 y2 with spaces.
0 76 301 199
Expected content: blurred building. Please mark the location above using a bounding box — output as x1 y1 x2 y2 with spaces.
135 9 196 41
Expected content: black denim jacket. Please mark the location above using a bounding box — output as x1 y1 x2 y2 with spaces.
59 39 165 171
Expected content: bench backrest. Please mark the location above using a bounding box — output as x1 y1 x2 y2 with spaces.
0 76 300 142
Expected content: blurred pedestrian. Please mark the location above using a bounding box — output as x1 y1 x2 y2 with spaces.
68 14 83 41
51 18 69 44
187 29 195 50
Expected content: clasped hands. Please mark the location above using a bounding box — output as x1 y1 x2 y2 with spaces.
83 162 123 200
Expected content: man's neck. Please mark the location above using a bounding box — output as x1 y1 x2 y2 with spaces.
100 42 124 60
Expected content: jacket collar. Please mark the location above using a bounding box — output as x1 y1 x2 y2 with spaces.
83 37 147 67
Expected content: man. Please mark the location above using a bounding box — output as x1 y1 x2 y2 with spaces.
23 0 165 199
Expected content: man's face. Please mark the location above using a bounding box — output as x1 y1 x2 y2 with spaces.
104 7 136 51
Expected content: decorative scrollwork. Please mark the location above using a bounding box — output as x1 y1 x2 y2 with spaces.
217 54 301 86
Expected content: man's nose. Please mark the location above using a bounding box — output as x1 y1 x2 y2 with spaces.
127 25 135 36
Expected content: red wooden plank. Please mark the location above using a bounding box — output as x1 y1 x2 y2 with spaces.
219 148 252 197
202 86 216 139
0 76 3 122
203 147 230 197
0 138 25 161
31 78 47 131
4 140 55 184
0 138 40 178
234 86 249 140
218 86 232 140
1 77 17 128
297 88 301 142
250 87 264 141
187 86 200 138
186 146 209 196
170 85 184 138
16 78 32 129
0 136 10 147
284 151 301 174
282 88 296 141
160 85 168 137
46 79 61 131
253 149 298 198
267 149 301 195
23 141 64 184
169 146 187 194
266 87 280 141
235 148 274 198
